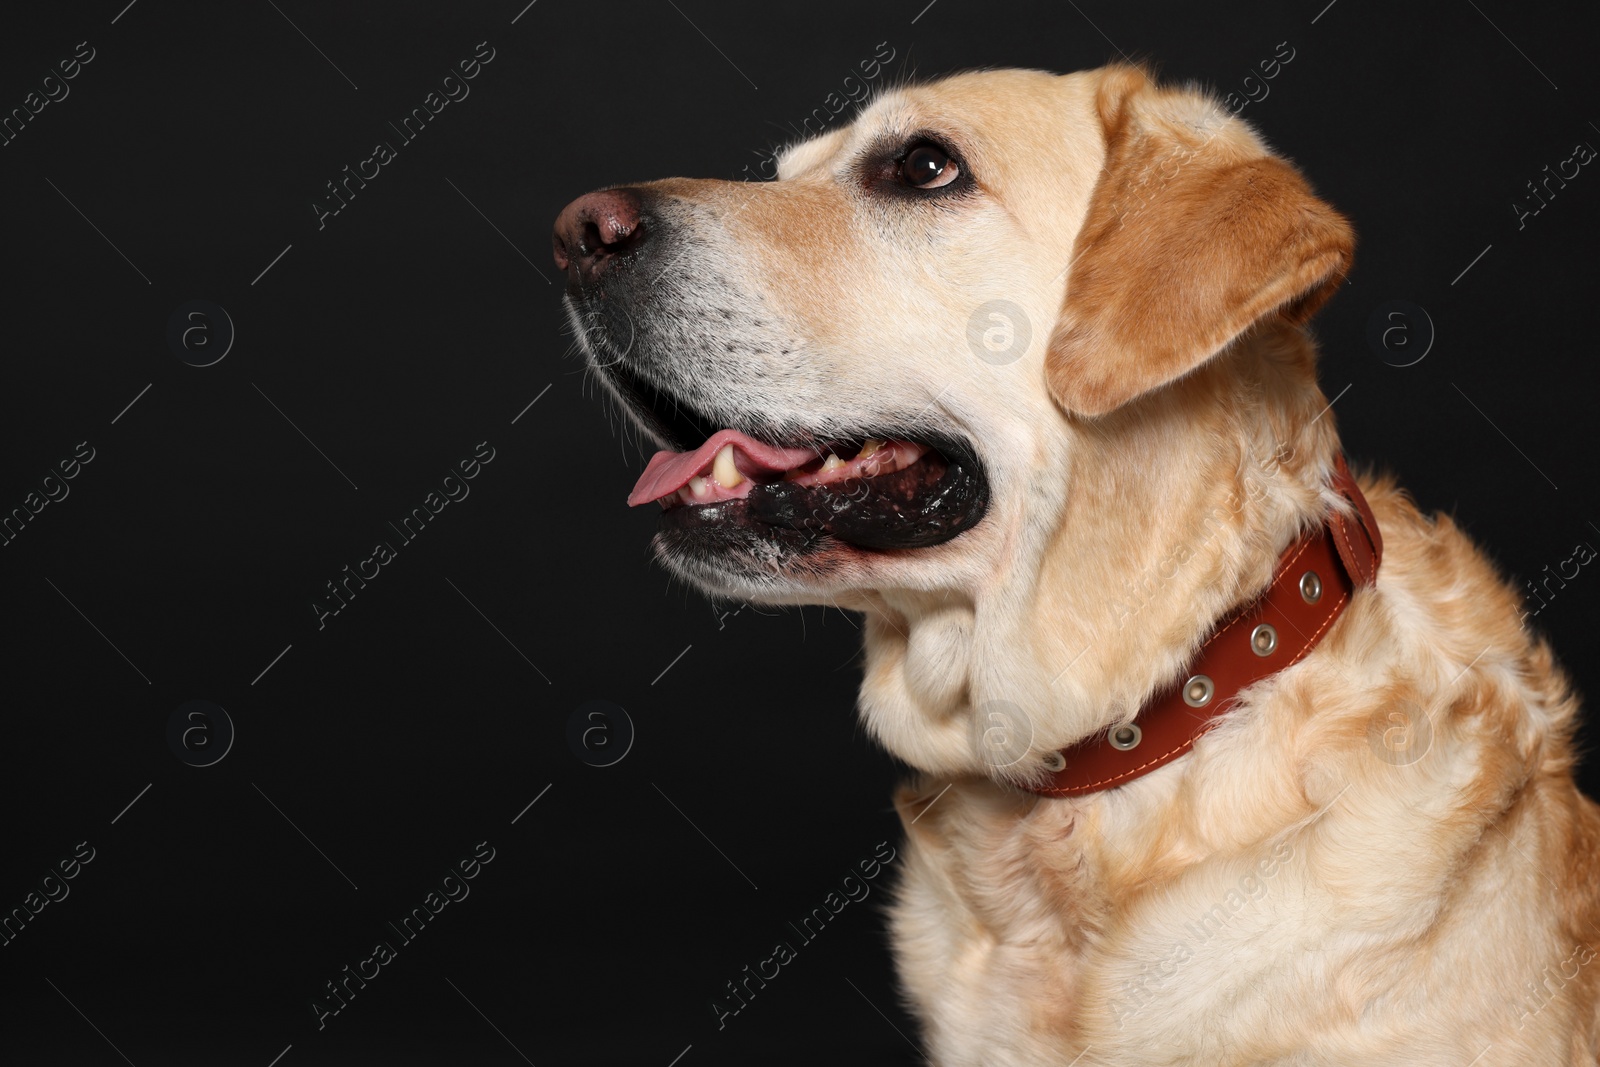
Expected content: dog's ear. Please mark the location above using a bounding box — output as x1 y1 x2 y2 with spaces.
1046 67 1354 417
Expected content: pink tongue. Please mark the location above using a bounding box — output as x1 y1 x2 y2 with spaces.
628 429 818 507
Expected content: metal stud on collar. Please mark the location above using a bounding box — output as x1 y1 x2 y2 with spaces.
1300 570 1322 604
1182 674 1214 708
1250 623 1279 657
1107 723 1142 751
1041 750 1067 773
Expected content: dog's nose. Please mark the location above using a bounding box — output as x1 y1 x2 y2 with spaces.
552 188 645 285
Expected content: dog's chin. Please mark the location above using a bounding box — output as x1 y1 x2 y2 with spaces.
651 521 858 602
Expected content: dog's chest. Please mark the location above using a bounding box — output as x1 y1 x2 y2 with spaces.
892 801 1341 1066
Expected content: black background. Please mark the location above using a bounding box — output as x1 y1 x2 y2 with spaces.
1 1 1597 1064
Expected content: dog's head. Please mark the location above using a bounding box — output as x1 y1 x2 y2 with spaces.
556 65 1354 779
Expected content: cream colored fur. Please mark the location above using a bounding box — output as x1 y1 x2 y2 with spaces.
575 66 1600 1065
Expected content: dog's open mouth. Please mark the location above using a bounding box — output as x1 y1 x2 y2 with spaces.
627 429 986 551
590 343 989 556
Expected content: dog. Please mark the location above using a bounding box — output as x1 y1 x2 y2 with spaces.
552 64 1600 1065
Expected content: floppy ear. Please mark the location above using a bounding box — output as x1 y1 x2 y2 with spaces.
1046 67 1354 417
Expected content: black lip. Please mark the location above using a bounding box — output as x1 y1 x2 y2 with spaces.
660 441 989 554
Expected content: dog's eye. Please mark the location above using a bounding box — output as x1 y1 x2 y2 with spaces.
899 144 959 189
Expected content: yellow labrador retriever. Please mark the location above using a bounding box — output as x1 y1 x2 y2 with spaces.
553 65 1600 1065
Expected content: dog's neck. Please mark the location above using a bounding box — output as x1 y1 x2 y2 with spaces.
855 322 1344 781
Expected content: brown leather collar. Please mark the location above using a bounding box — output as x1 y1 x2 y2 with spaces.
1026 454 1382 798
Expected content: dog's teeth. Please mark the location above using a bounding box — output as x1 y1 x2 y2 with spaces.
822 454 846 473
689 475 710 499
711 444 743 488
858 439 883 459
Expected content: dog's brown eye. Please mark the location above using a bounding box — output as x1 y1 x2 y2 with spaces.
900 144 959 189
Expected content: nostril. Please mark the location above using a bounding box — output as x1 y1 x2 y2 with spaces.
587 214 643 256
580 219 605 257
609 217 643 254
